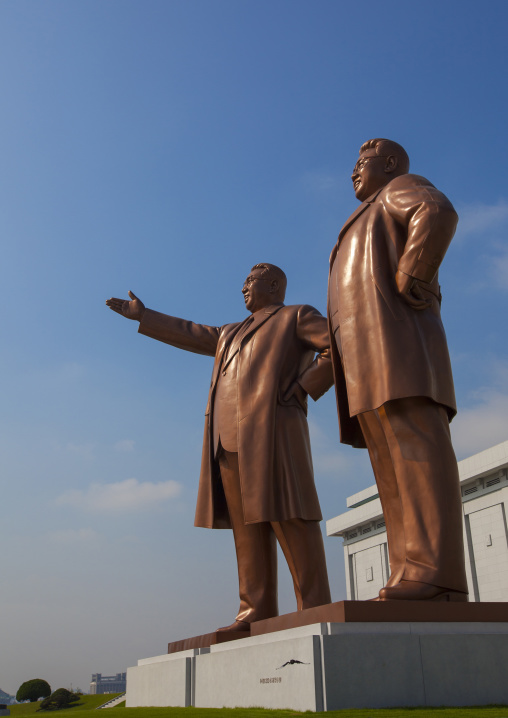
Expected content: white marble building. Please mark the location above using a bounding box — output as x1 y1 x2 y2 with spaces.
326 440 508 602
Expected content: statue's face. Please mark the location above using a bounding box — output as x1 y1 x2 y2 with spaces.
351 150 391 202
242 267 276 313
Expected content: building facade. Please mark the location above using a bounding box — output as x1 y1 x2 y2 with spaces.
326 440 508 602
89 674 126 695
0 689 14 706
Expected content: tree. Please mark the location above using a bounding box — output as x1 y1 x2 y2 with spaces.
16 680 51 703
38 689 80 711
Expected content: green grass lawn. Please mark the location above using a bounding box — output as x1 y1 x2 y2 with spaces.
6 695 508 718
7 695 123 715
116 708 508 718
110 708 508 718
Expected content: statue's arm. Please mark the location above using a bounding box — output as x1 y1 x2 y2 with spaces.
384 175 458 308
138 309 220 356
292 305 334 402
106 291 220 356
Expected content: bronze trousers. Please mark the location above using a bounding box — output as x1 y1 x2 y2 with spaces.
218 450 331 623
357 397 468 594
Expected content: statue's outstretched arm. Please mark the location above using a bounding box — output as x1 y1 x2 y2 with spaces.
106 291 220 357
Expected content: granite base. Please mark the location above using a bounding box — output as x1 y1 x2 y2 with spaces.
126 611 508 710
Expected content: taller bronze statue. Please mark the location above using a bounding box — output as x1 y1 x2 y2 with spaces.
107 263 333 630
328 139 468 602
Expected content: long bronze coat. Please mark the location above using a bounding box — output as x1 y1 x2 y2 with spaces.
138 303 333 528
328 173 459 448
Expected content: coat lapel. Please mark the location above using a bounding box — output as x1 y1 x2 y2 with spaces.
223 316 253 364
210 325 238 388
329 188 383 266
222 303 284 371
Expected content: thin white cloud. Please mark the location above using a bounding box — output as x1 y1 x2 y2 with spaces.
452 392 508 459
313 449 355 475
47 528 99 544
488 246 508 291
56 478 182 512
300 170 345 196
114 439 135 452
59 362 87 381
308 416 370 479
452 360 508 458
65 442 95 459
456 200 508 239
444 200 508 293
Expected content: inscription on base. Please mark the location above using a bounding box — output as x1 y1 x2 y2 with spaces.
259 677 282 684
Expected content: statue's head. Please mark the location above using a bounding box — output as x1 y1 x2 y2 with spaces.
352 138 410 202
242 263 287 313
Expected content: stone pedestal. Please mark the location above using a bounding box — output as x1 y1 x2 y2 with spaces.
168 630 247 654
126 601 508 711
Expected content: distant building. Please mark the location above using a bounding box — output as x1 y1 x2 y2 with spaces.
0 690 14 706
89 674 126 695
327 439 508 602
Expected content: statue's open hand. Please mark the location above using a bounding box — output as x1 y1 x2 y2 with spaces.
395 270 431 311
106 290 146 321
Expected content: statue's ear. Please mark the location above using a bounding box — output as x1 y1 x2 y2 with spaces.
269 279 279 295
384 155 398 174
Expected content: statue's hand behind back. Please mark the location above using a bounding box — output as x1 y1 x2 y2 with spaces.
106 290 146 321
395 270 431 311
283 381 308 409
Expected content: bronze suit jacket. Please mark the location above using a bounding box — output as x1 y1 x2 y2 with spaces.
328 173 458 449
138 303 333 528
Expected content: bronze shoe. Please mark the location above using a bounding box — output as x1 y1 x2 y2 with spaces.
216 619 251 632
379 580 468 602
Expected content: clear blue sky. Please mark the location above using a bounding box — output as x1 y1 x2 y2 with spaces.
1 0 507 696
